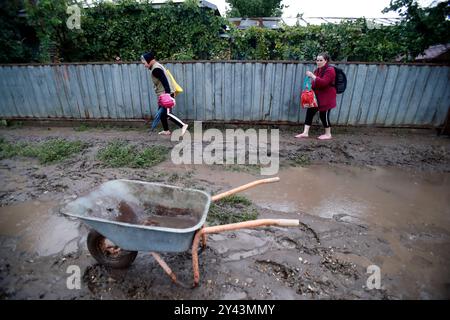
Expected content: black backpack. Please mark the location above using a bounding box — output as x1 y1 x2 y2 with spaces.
319 65 347 94
333 66 347 94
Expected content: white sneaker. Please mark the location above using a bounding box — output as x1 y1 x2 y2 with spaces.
158 130 171 136
181 124 188 136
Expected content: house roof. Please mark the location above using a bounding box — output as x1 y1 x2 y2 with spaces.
150 0 219 14
415 44 450 62
286 16 402 27
228 17 284 30
228 16 402 30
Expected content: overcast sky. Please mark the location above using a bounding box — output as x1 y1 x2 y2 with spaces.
210 0 439 18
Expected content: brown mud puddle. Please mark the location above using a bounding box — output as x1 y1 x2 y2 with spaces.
190 164 450 228
177 164 450 298
0 200 80 256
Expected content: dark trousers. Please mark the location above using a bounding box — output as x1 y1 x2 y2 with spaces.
305 108 331 128
159 106 184 131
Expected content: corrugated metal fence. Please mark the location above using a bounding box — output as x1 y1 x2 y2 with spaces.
0 62 449 126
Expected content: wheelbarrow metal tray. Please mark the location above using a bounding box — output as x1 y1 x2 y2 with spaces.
62 180 211 252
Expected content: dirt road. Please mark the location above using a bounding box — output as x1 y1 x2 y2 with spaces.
0 126 449 299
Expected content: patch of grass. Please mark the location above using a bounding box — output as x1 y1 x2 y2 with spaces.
97 140 168 168
218 163 261 174
74 124 89 132
14 121 24 128
34 139 87 164
207 194 258 226
2 120 23 129
0 138 87 164
155 172 168 178
290 154 311 166
98 124 112 130
74 123 141 132
95 124 144 131
168 173 180 183
0 138 23 159
117 126 140 131
217 194 252 206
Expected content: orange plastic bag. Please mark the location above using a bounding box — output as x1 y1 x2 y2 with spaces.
300 77 318 108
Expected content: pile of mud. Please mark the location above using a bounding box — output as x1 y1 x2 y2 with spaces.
88 199 198 229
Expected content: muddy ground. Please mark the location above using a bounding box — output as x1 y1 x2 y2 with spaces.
0 124 449 300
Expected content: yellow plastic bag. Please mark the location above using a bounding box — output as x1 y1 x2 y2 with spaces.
165 68 183 96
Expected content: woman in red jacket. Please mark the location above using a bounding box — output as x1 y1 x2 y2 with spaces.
296 52 336 140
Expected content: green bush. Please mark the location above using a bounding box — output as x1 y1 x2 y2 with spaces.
21 0 229 62
1 0 448 63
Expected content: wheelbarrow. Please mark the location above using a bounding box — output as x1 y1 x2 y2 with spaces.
62 178 299 287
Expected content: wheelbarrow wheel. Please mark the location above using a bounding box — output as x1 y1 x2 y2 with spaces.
87 230 138 269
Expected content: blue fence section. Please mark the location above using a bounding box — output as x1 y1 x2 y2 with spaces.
0 62 449 126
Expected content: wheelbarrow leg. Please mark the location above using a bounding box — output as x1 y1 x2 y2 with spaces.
150 252 190 289
192 229 205 287
191 219 300 287
197 177 295 287
201 231 207 249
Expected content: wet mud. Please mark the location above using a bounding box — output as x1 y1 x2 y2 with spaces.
89 199 198 229
0 126 449 300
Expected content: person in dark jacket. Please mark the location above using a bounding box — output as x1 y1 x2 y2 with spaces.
141 51 188 136
296 52 336 140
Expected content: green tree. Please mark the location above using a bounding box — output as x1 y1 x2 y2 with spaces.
23 0 228 62
25 0 85 62
2 0 443 63
0 0 33 63
226 0 284 17
382 0 450 58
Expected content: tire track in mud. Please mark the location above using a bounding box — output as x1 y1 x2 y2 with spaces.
251 220 392 299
